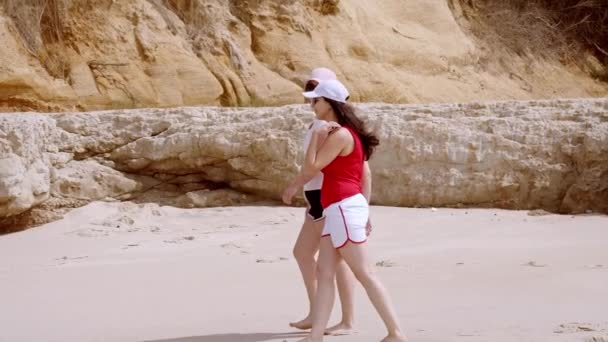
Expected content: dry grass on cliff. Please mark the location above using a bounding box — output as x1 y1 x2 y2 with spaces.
318 0 340 15
462 0 608 80
160 0 204 29
0 0 69 78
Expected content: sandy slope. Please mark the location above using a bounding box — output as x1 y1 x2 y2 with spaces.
1 0 606 111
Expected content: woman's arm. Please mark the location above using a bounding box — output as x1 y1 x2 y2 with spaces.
362 161 372 203
292 125 344 185
362 161 373 236
292 124 334 185
282 127 350 204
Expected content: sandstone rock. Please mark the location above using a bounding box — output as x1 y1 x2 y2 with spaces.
51 160 159 201
1 98 607 232
175 189 263 209
0 114 55 218
0 1 606 111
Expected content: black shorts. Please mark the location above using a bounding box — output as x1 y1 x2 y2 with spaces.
304 190 324 221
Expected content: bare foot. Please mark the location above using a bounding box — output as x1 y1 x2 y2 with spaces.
290 317 312 330
380 333 409 342
324 322 355 336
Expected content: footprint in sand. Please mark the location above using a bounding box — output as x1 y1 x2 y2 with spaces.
103 212 151 233
523 260 548 267
554 322 606 334
123 244 140 249
220 242 251 254
99 221 114 228
116 216 141 232
90 215 138 232
375 260 397 268
261 220 284 226
256 257 289 263
53 255 88 266
67 227 109 237
585 264 606 269
164 236 196 244
117 215 134 225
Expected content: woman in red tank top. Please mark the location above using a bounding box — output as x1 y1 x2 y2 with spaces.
282 80 408 342
289 69 360 335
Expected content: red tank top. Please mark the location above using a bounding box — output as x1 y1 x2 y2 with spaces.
321 126 364 208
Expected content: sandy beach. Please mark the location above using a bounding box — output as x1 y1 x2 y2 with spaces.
1 0 607 341
0 202 606 342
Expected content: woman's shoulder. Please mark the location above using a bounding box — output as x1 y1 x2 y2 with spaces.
327 126 354 143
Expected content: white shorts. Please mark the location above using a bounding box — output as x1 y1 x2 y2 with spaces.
322 193 369 249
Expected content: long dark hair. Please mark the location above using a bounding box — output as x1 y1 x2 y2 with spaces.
325 98 379 160
304 80 318 92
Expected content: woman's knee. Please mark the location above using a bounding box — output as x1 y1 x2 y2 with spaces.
293 243 314 262
351 267 375 287
293 221 319 261
316 263 336 282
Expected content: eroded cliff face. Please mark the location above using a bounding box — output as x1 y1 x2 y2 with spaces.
1 98 607 232
0 0 606 112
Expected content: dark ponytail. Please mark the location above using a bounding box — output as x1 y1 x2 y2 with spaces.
325 98 379 160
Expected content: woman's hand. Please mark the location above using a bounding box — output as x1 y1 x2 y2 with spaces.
366 217 373 236
282 183 299 205
314 121 341 140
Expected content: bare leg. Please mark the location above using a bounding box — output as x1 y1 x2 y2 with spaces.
290 212 324 329
325 260 356 335
297 237 340 342
339 242 408 342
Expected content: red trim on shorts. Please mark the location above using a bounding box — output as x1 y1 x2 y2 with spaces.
321 234 330 237
335 205 367 249
335 239 348 249
336 238 367 249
